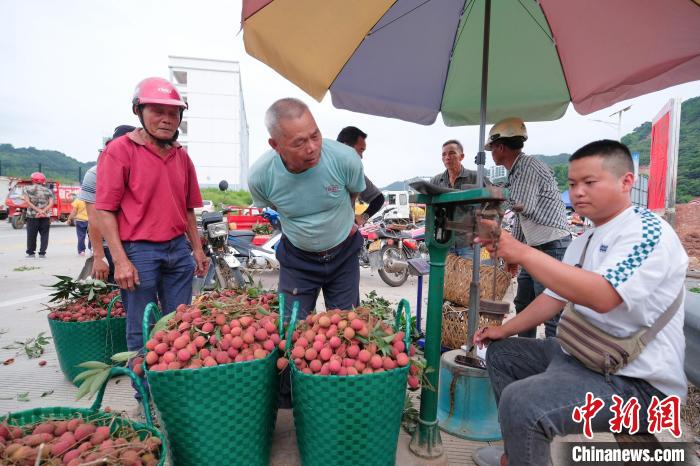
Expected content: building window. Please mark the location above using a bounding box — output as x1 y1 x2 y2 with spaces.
173 70 187 84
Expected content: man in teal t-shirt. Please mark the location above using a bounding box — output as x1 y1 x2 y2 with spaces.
248 98 365 320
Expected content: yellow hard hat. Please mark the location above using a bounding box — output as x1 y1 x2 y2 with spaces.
484 117 527 150
355 201 369 215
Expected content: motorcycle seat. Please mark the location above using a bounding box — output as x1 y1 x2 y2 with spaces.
228 230 255 238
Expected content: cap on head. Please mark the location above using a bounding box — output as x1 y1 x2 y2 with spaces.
112 125 136 139
31 172 46 184
485 117 527 150
131 77 187 113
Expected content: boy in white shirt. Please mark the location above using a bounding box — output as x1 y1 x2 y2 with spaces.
473 140 687 466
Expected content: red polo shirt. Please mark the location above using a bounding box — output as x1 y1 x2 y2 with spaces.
95 130 203 242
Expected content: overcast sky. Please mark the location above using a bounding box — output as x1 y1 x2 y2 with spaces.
2 0 700 187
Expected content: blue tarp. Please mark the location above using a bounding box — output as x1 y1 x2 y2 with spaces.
561 190 572 208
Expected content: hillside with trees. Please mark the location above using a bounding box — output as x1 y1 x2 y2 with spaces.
0 144 93 185
536 96 700 202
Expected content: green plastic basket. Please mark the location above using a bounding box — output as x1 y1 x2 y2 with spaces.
48 294 128 385
287 299 412 466
1 367 166 465
141 301 281 466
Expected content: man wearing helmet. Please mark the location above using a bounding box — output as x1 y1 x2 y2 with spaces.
485 117 571 338
23 172 54 258
96 78 207 359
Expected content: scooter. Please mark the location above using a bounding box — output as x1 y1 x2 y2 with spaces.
227 209 281 271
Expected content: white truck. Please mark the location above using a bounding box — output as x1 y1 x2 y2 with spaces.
376 190 410 221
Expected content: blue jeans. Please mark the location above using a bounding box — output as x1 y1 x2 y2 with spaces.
514 237 571 338
120 235 195 354
450 245 475 258
75 220 89 253
486 338 664 466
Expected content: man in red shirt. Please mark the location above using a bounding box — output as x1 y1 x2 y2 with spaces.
96 77 207 360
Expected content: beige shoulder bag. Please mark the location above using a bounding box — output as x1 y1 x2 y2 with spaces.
556 233 684 376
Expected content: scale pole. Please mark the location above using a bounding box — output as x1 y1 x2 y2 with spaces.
468 0 492 354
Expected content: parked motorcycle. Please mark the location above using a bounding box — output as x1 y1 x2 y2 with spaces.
227 208 282 272
200 210 246 289
360 221 428 287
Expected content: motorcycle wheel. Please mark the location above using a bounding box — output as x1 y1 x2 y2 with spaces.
377 245 409 287
214 258 247 290
11 215 25 230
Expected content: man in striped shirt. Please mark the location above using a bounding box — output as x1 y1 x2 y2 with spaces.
486 117 571 338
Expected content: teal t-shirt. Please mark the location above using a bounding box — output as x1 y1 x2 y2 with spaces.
248 139 366 252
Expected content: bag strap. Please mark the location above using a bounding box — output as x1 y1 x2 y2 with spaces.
640 286 685 345
574 231 684 346
575 232 594 268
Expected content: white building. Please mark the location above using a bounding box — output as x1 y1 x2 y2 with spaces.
487 165 507 183
168 56 249 189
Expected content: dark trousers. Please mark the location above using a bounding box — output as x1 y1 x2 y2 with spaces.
26 217 50 256
486 338 663 465
75 220 89 253
277 231 362 321
514 237 571 338
276 231 362 407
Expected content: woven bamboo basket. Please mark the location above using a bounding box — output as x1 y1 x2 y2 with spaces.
442 302 510 350
443 255 511 307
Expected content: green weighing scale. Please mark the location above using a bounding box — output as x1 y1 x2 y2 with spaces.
408 181 509 458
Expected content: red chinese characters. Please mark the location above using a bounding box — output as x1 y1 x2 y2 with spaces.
647 395 682 438
572 392 605 439
608 394 641 435
572 394 683 439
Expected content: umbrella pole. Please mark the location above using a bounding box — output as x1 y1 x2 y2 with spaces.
410 0 493 460
468 0 491 356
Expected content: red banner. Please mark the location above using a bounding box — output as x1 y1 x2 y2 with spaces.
648 112 670 210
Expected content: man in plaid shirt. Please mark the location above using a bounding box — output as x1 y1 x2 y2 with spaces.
486 117 571 338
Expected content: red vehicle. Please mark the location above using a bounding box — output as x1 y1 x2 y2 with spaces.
225 206 271 246
5 178 80 229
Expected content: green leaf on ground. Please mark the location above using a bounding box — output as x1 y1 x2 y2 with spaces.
13 266 40 272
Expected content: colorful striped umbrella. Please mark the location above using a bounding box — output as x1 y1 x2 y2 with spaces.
243 0 700 126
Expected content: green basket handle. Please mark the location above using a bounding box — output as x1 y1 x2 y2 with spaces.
142 302 162 343
277 292 285 336
105 293 121 320
283 300 300 355
89 366 153 427
394 299 412 350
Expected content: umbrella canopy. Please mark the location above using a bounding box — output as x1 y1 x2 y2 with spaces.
243 0 700 126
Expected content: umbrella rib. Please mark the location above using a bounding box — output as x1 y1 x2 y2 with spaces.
516 0 554 44
438 0 473 111
452 0 476 55
368 0 434 36
534 1 573 103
